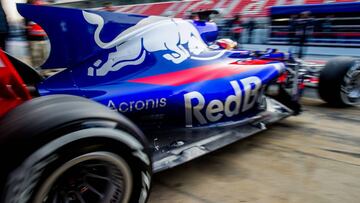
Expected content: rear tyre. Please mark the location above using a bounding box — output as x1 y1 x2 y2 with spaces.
4 135 151 203
319 57 360 106
0 95 152 203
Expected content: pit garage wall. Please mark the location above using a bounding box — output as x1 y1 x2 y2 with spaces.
106 0 360 46
54 0 360 46
270 2 360 47
107 0 359 18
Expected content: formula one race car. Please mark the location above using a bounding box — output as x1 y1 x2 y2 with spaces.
0 4 359 203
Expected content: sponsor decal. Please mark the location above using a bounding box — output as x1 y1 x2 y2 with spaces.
184 76 262 127
107 98 167 113
83 11 225 77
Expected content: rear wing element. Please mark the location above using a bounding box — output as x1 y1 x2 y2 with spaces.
17 4 147 69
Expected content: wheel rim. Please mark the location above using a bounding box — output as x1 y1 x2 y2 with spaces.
341 61 360 105
34 152 133 203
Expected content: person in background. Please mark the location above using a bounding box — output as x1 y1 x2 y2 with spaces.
102 2 116 12
189 12 200 21
322 15 333 33
26 0 48 68
0 2 8 50
288 15 297 45
247 18 255 44
228 14 243 45
296 11 314 58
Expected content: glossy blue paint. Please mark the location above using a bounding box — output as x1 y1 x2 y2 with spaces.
190 20 218 44
17 4 147 69
18 4 286 128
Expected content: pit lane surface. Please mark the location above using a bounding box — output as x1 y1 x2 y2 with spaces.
148 96 360 203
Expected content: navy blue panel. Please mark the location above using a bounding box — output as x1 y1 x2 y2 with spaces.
17 4 146 68
271 2 360 15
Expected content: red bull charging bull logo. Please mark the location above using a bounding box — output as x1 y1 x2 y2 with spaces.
83 11 226 77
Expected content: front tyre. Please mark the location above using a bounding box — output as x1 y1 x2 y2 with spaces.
319 57 360 106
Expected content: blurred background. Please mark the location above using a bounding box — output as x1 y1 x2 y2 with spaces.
1 0 359 67
0 1 359 202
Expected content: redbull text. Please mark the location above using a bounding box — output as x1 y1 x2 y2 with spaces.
184 76 262 127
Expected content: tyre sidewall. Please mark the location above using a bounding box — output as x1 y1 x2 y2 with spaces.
3 129 151 203
319 57 360 106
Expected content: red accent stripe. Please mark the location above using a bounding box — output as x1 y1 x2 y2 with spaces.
128 63 268 86
0 49 32 117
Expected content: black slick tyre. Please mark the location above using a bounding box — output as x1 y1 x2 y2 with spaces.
319 57 360 106
0 95 152 203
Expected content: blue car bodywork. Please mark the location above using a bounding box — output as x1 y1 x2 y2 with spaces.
18 4 297 172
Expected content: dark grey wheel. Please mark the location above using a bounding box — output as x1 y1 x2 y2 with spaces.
34 152 132 203
319 57 360 106
340 62 360 105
